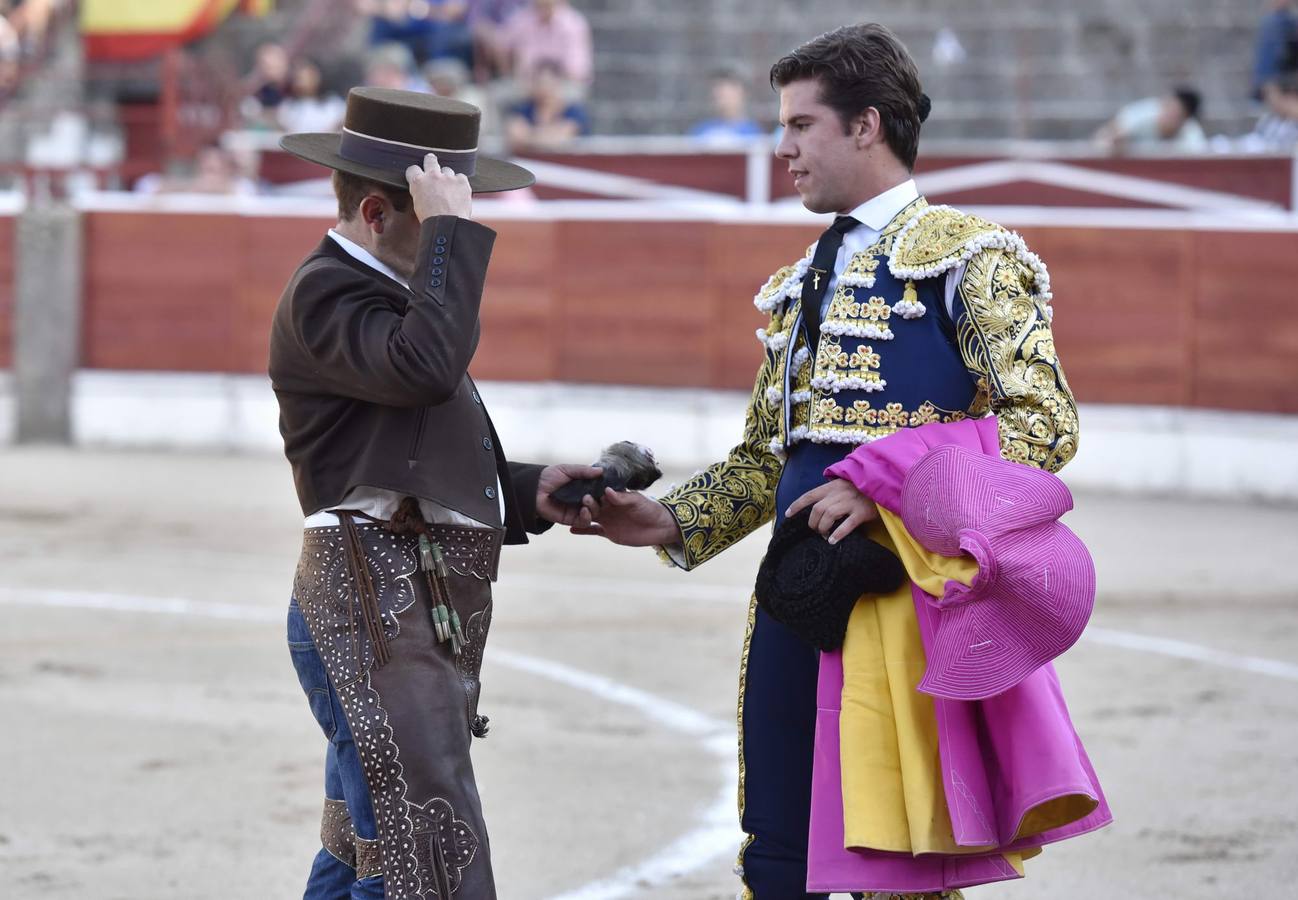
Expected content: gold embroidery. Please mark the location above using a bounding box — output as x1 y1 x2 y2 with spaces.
842 249 881 286
734 593 759 894
849 345 881 370
656 343 784 569
862 296 892 321
957 248 1078 472
891 205 1003 276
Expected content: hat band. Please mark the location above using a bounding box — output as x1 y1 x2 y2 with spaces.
338 128 477 177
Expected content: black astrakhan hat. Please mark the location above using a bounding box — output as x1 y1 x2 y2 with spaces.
754 509 908 651
280 86 534 194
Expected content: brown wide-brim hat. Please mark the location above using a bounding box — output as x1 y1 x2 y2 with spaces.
280 86 534 194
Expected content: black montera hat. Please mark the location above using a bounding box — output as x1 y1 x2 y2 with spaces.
754 509 907 651
280 86 534 194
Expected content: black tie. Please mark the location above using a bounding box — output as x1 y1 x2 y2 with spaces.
801 215 861 351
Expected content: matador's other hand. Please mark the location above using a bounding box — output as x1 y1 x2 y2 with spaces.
786 478 878 545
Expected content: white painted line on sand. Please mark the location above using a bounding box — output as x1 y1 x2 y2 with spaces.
1084 626 1298 682
7 583 1298 896
0 586 742 900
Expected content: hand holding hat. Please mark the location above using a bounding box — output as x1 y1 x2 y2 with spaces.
405 152 472 221
280 87 534 194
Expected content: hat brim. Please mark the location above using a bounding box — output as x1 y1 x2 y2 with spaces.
279 132 535 194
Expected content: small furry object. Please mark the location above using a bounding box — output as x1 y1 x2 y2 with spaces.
550 441 663 505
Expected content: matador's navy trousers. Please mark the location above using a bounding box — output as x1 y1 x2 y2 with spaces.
738 442 864 899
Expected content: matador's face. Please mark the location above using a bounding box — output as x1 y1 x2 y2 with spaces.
775 78 868 216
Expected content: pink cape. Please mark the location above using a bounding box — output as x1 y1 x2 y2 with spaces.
806 418 1112 894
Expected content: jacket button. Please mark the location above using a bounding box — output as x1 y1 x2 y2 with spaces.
436 235 448 245
471 391 480 403
431 278 442 287
484 486 497 500
432 267 443 275
482 437 493 451
433 256 444 265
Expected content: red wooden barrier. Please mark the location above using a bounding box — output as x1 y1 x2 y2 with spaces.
0 210 1290 414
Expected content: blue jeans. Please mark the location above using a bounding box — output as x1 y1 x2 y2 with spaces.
289 599 385 900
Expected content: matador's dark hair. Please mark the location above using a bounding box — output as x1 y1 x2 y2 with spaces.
770 23 929 170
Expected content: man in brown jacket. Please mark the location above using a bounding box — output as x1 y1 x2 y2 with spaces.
270 87 597 900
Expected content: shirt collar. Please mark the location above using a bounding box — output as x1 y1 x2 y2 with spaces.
844 179 919 232
327 229 409 289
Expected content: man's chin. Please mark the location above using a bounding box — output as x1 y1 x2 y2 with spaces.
801 196 835 215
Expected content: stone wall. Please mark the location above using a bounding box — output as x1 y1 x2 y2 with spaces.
580 0 1265 140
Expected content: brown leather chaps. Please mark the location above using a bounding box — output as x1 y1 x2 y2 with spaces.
294 519 503 900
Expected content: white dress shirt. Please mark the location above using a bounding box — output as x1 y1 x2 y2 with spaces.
303 230 503 529
821 179 963 319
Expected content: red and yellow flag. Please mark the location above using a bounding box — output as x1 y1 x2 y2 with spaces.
81 0 244 61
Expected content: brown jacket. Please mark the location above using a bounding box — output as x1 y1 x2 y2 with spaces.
268 215 547 544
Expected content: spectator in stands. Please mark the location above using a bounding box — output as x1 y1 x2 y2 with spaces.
1094 87 1208 154
504 59 589 152
467 0 528 80
1245 71 1298 151
135 145 259 197
359 0 473 67
363 41 428 92
689 68 765 145
1252 0 1297 101
495 0 592 88
242 40 292 129
425 57 498 137
0 8 19 93
6 0 57 50
278 58 346 134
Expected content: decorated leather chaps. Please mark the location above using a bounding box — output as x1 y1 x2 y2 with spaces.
294 518 503 900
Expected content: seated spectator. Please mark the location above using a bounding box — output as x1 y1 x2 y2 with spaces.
467 0 528 80
689 68 764 145
1252 0 1297 101
360 0 473 67
363 41 428 92
504 60 589 152
496 0 591 88
1094 87 1208 154
241 40 291 129
1247 72 1298 152
278 58 346 134
0 9 19 94
135 145 259 197
7 0 56 49
425 57 498 137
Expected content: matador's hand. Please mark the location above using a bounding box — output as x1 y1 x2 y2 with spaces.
786 478 878 545
571 488 682 547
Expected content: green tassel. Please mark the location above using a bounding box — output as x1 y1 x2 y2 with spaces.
418 534 435 571
433 604 451 642
450 608 466 647
430 542 449 578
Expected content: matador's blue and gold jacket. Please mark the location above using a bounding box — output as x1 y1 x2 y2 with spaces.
659 197 1079 570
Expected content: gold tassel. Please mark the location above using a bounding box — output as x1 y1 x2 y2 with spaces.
902 280 918 307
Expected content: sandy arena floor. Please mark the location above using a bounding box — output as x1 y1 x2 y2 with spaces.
2 446 1297 899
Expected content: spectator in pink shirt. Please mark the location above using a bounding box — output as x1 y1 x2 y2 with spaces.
496 0 592 87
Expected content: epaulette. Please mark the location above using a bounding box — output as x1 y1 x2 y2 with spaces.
752 244 815 314
889 205 1052 301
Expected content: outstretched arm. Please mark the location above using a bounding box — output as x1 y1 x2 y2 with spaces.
575 341 786 569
